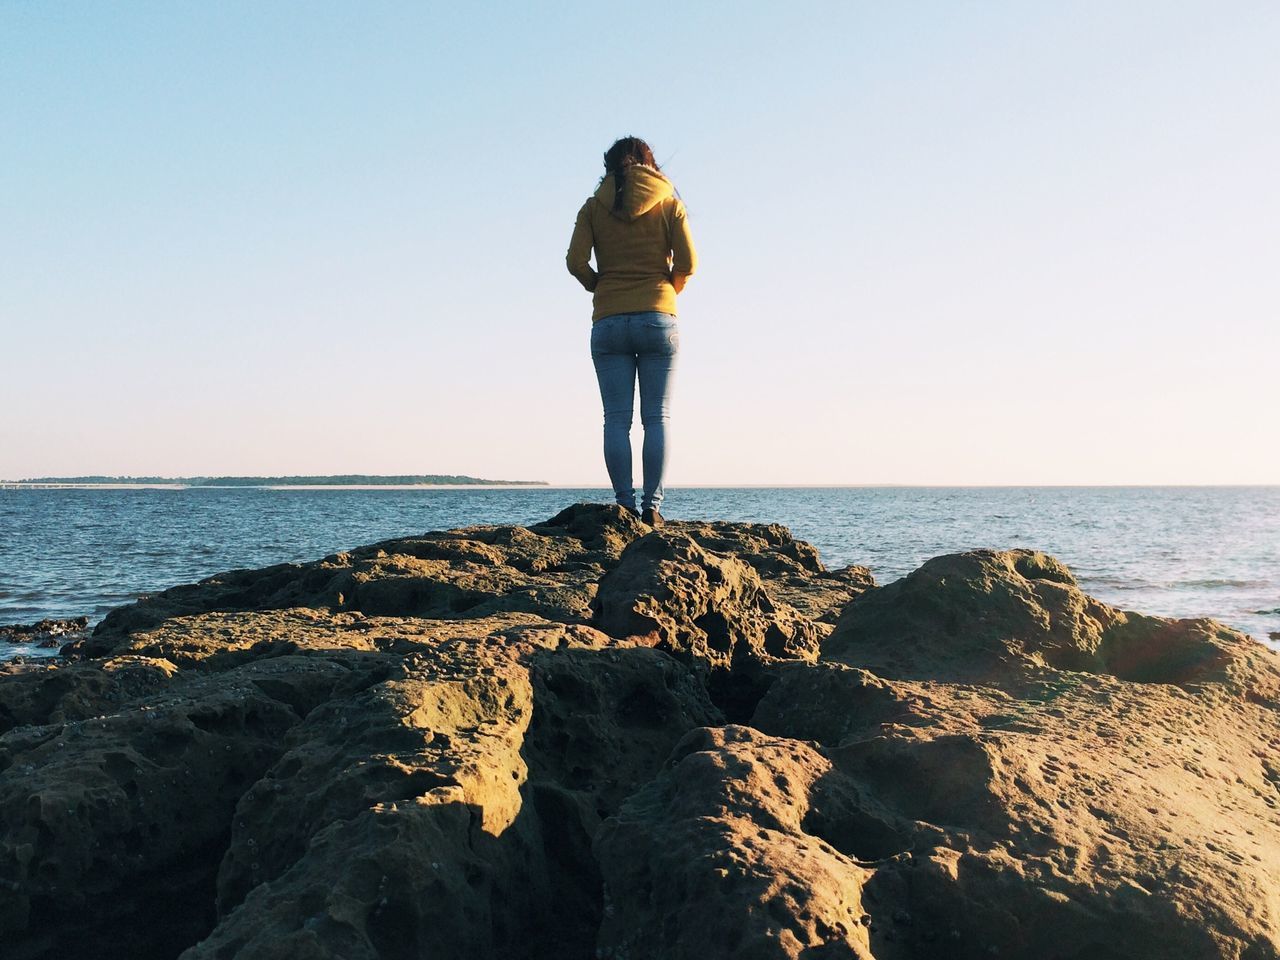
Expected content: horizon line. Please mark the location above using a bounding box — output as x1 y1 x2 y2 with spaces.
3 480 1277 490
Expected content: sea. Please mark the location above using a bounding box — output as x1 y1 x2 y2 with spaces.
1 486 1277 659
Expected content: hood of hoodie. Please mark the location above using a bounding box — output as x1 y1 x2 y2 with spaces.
593 165 674 221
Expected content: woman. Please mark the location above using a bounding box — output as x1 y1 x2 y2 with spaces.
566 136 697 527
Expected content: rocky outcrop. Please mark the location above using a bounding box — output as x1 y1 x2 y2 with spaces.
76 504 651 653
2 507 1278 959
595 724 881 959
0 659 297 959
592 529 825 721
825 548 1279 701
0 617 89 650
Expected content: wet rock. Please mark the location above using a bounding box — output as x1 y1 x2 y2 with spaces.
1 617 90 648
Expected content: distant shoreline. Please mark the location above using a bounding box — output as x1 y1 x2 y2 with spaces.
0 475 547 489
0 483 552 490
1 481 1275 491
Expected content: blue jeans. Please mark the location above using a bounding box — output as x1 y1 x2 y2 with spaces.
590 312 679 512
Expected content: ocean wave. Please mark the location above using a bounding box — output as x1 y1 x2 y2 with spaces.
1176 579 1270 589
1084 576 1273 592
1080 577 1154 589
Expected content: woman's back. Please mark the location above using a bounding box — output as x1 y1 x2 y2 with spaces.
567 164 696 322
566 136 695 525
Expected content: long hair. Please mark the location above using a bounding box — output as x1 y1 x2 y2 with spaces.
601 137 659 212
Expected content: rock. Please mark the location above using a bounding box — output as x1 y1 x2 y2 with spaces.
531 502 650 559
590 530 824 719
76 504 651 658
750 661 908 748
186 625 718 960
591 529 828 723
813 673 1280 959
605 674 1280 958
524 644 722 818
595 725 878 959
0 655 178 734
2 507 1279 959
0 674 297 960
660 520 875 624
826 548 1278 700
1 617 91 648
186 619 546 959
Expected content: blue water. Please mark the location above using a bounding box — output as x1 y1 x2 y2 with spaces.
1 487 1277 657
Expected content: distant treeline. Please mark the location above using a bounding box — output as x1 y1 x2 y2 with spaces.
14 475 548 487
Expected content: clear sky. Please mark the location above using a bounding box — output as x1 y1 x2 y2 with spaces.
2 2 1277 484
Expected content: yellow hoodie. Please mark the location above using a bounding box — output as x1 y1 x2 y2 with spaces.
566 165 697 322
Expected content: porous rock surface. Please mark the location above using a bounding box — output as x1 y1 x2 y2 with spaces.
1 507 1277 959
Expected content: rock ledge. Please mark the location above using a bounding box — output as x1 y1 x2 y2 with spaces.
2 505 1277 960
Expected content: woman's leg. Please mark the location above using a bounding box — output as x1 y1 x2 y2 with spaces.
635 313 679 513
590 317 638 511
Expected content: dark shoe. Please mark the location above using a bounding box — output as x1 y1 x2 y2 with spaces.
621 505 640 518
641 507 664 527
